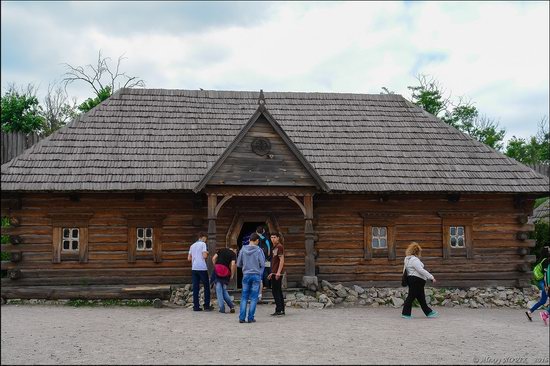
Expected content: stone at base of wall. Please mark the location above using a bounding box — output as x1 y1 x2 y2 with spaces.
168 281 544 310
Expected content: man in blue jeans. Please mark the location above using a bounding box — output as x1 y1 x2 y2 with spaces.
236 233 265 323
188 232 212 311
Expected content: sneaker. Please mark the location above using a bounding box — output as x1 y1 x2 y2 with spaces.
271 311 285 316
427 311 439 318
401 314 412 319
193 308 202 312
219 310 225 314
239 319 246 323
258 294 262 301
525 311 533 322
203 306 213 312
248 319 256 323
230 308 235 314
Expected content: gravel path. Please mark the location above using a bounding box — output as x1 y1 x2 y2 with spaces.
1 304 549 365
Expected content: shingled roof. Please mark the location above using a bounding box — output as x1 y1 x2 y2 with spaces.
1 88 548 193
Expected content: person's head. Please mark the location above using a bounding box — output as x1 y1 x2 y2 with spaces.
270 232 282 245
249 233 260 245
406 242 422 257
197 231 208 242
256 225 266 235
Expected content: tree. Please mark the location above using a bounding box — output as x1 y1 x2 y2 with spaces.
505 117 550 164
62 50 145 112
1 83 45 134
41 83 78 135
408 74 506 151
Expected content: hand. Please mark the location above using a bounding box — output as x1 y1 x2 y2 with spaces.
432 278 437 283
275 273 281 280
267 273 273 280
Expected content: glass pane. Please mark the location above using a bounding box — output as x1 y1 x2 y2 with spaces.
457 226 464 236
380 227 387 237
458 237 464 247
450 226 456 235
63 229 70 238
137 240 144 250
63 240 70 250
72 229 79 238
372 238 379 248
145 228 152 238
72 241 78 250
450 237 457 247
372 227 379 236
379 238 387 248
145 239 152 249
137 228 144 238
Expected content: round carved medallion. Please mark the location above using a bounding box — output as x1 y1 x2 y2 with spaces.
251 138 271 156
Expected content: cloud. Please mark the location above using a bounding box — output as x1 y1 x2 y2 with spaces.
1 1 548 141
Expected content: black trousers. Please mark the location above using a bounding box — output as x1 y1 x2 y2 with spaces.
402 275 432 316
271 275 285 313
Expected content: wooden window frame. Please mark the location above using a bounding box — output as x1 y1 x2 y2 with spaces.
136 227 154 251
126 215 165 263
438 211 475 259
49 213 93 264
360 212 398 261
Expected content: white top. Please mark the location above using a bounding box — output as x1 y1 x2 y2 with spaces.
189 240 208 271
404 255 434 281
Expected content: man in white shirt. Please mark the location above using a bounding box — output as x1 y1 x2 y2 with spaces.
188 232 212 311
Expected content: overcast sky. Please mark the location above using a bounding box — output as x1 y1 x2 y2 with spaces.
1 1 548 141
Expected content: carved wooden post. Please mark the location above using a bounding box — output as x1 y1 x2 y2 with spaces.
207 194 217 274
302 194 318 290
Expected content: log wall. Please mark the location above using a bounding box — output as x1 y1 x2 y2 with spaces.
1 192 536 298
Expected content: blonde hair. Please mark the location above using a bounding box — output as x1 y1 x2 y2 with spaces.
406 242 422 257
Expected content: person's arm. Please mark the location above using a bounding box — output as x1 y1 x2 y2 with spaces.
411 258 435 281
212 253 218 265
201 242 208 259
259 249 265 273
276 255 285 280
237 251 243 268
187 246 192 262
230 260 236 279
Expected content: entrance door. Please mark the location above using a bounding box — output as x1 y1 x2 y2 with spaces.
235 221 265 289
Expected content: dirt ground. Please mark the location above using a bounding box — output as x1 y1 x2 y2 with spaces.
1 304 549 365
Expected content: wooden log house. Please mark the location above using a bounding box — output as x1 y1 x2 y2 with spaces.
1 89 548 300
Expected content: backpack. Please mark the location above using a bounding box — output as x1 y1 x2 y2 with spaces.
258 234 271 260
533 260 545 281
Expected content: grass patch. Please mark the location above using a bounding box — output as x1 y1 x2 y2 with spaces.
1 216 10 263
534 197 549 209
66 299 154 307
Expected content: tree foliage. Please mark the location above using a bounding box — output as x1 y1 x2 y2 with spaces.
408 74 506 151
505 117 549 164
1 83 45 134
42 83 78 135
62 51 145 112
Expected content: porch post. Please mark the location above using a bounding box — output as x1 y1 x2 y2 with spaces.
302 194 318 290
207 194 217 274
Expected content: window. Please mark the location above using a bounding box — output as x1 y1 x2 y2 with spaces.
361 213 398 260
449 226 465 248
136 227 153 251
372 226 388 249
125 215 165 263
49 213 92 263
438 212 475 259
62 228 80 251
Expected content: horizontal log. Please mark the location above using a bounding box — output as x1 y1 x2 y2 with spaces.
1 276 190 287
0 285 172 300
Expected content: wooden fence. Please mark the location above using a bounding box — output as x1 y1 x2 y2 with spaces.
1 131 42 165
525 163 550 177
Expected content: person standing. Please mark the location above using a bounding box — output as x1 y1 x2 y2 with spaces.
525 246 549 322
188 232 212 311
268 232 285 316
237 233 265 323
401 242 439 319
256 225 271 300
212 247 237 314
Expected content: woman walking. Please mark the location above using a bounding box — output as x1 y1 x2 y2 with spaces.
402 242 439 319
525 246 549 322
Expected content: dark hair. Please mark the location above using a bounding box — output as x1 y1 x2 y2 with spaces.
541 246 550 259
256 225 265 234
270 232 281 238
249 233 260 242
198 231 208 239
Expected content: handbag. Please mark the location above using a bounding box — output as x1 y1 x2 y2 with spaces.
401 259 409 287
214 263 231 278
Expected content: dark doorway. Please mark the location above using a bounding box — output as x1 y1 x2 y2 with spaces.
236 222 264 289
